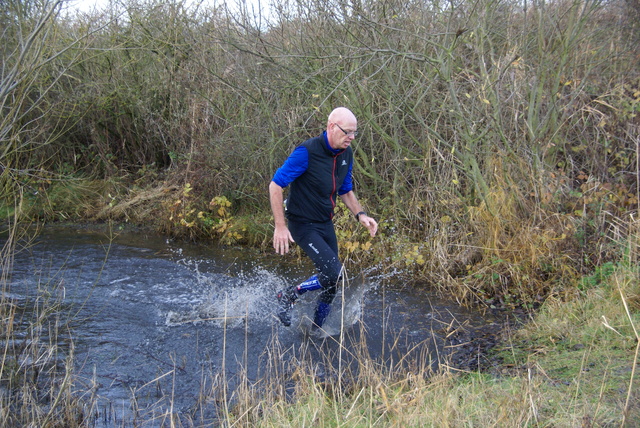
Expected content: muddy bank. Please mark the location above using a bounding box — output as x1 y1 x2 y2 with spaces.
446 311 527 372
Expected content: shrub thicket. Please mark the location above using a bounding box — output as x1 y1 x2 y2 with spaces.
2 0 639 303
1 0 640 426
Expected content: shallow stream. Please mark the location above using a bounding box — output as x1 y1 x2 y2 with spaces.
3 226 510 426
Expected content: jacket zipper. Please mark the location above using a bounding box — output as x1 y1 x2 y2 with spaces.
330 155 338 218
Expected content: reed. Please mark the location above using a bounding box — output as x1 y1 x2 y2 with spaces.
5 0 639 293
1 0 639 425
0 221 637 426
0 229 90 426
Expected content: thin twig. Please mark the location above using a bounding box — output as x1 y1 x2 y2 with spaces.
617 277 639 427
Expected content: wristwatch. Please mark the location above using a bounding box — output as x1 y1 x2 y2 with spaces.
355 211 366 222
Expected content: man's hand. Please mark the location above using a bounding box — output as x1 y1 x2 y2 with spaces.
270 181 294 254
273 224 295 255
359 214 378 237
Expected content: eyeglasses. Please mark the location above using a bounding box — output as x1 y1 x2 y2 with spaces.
334 123 359 137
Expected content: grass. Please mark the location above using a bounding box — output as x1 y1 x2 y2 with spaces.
209 258 639 428
1 0 639 423
208 264 637 428
0 225 638 426
2 175 638 426
0 272 91 426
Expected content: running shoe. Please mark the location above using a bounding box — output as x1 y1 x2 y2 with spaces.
276 287 298 326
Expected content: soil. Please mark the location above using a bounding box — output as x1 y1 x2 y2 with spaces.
446 308 530 373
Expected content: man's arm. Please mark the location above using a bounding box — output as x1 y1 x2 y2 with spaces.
269 181 295 254
339 191 378 237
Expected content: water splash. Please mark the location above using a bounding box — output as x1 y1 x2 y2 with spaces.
163 262 373 336
164 267 287 328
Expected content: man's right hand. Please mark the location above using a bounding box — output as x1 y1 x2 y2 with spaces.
273 225 294 255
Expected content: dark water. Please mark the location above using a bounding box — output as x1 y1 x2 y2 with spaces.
2 226 506 426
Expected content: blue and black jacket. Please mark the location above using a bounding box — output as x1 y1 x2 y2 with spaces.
272 132 353 223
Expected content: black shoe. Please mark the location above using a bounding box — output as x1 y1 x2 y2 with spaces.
276 288 298 326
276 309 292 326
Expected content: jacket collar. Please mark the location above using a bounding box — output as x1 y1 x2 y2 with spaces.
322 131 345 155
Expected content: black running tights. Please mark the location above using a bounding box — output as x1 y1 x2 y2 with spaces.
288 219 342 305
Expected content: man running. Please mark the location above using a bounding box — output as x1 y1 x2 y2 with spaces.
269 107 378 328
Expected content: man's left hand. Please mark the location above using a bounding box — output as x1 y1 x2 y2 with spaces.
359 214 378 237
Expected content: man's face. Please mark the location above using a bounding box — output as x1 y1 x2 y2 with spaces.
328 120 358 150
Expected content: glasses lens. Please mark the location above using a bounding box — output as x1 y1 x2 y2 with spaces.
336 123 358 137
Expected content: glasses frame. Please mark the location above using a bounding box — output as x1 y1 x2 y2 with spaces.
334 122 359 138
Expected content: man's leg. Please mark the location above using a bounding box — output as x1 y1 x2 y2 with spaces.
276 275 323 326
288 220 342 328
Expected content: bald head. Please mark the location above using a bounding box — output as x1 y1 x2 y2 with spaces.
326 107 358 150
327 107 357 128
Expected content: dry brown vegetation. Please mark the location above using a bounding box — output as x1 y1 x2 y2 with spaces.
3 0 637 306
1 0 639 425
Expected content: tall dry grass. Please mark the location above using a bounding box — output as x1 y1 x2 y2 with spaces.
0 228 95 426
5 6 637 207
1 0 639 425
10 0 632 306
0 223 637 426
